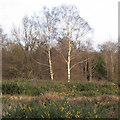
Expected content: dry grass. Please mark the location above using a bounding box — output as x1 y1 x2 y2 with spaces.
3 94 119 103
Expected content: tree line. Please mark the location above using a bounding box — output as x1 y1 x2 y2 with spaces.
0 5 118 82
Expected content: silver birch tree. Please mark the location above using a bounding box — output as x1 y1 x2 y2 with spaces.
34 7 58 80
56 5 92 82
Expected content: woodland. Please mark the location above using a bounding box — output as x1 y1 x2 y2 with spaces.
1 5 118 82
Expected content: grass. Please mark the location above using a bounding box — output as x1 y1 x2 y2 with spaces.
1 78 119 118
2 78 118 97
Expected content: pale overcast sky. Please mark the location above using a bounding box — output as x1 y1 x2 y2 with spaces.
0 0 118 48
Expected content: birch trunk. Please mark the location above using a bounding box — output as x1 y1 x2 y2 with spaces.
48 30 54 80
68 39 71 82
48 47 54 80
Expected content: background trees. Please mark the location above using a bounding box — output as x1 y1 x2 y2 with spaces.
98 41 118 81
1 5 118 82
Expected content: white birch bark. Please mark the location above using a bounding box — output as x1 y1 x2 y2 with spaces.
68 39 71 82
48 44 54 80
48 30 54 80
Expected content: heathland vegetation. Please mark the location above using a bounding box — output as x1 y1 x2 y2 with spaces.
0 4 119 119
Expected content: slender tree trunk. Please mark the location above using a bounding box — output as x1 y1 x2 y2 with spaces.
89 66 92 81
85 60 87 80
48 30 54 80
111 52 114 81
106 61 108 80
68 39 71 82
89 60 92 81
48 48 54 80
104 54 108 80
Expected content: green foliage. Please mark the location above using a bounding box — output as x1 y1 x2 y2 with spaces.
2 79 45 96
2 79 119 118
93 54 107 79
2 97 119 118
2 79 118 97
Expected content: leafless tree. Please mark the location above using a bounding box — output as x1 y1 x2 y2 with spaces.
55 5 92 82
11 16 38 79
31 7 59 80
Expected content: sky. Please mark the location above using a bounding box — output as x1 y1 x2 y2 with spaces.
0 0 118 49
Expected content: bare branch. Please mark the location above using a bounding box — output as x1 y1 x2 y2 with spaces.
54 47 68 63
36 44 48 56
31 57 50 67
70 56 92 70
70 51 82 60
